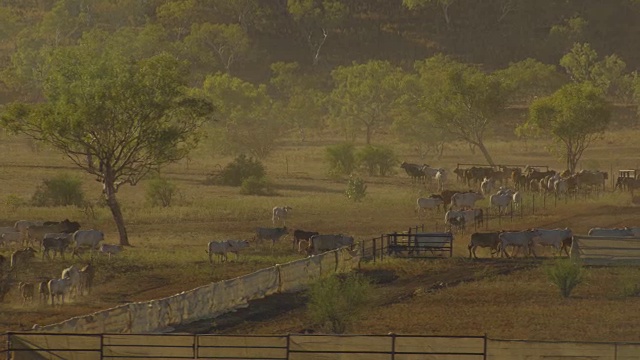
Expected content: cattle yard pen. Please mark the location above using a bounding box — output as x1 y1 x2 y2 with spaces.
359 225 455 262
455 163 550 171
3 332 640 360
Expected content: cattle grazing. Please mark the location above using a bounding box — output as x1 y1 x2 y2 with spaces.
207 240 250 263
61 265 81 298
14 220 44 244
272 206 292 226
10 247 37 269
73 229 105 249
308 234 354 255
445 209 482 231
490 193 512 214
226 240 250 261
41 234 73 261
78 263 95 296
26 223 69 247
434 169 447 191
468 232 501 259
416 197 444 215
99 244 123 260
453 168 466 183
1 231 22 248
531 228 573 256
480 177 495 196
450 191 484 210
48 277 72 306
293 229 319 251
499 230 541 258
255 227 288 246
588 228 634 237
18 282 35 305
297 239 310 254
573 170 607 191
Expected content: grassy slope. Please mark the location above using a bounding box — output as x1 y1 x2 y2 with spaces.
1 128 640 341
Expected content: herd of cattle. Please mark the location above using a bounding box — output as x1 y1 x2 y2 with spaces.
0 219 117 307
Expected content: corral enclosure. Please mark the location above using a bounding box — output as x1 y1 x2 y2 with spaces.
2 127 640 343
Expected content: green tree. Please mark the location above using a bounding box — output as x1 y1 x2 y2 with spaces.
184 22 250 74
414 54 509 166
493 58 566 104
403 0 455 29
329 60 405 145
202 73 280 158
287 0 349 65
520 82 611 173
269 62 326 141
1 29 213 246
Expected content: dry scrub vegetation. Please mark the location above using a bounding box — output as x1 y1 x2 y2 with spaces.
1 128 640 342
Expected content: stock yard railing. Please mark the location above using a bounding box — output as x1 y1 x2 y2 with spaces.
4 332 640 360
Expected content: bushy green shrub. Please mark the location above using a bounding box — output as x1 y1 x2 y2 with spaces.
326 143 356 176
146 177 177 207
545 259 584 298
220 155 266 186
240 175 275 195
307 273 372 333
356 145 397 176
31 174 84 207
345 176 367 202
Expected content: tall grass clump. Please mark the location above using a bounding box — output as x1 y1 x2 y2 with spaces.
146 177 178 207
356 145 397 176
326 143 356 176
345 175 367 202
545 259 584 298
307 273 372 333
31 173 84 207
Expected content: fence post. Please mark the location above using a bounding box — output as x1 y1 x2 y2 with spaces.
532 193 535 215
483 334 488 360
286 334 291 360
390 333 397 360
100 333 104 360
193 334 198 359
373 237 377 263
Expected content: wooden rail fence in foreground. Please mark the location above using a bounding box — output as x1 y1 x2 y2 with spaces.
3 332 640 360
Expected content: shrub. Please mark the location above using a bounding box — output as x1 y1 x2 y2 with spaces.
31 174 84 207
220 155 266 186
545 259 583 298
326 143 357 176
307 273 372 333
5 194 26 211
345 176 367 202
356 145 397 176
146 177 177 207
240 175 275 195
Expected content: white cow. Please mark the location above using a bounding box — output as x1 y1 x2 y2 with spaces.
512 191 522 210
445 209 482 230
435 169 447 191
499 230 541 258
416 197 444 214
48 277 72 306
490 193 512 214
531 228 573 256
554 179 568 196
480 177 494 196
73 229 104 249
272 206 292 226
450 192 484 210
61 265 80 298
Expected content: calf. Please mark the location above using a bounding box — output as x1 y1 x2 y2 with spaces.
468 232 501 259
99 243 122 260
18 282 35 305
292 229 319 251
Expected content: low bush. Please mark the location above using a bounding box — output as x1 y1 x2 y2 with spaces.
545 259 583 298
31 173 85 207
240 175 275 195
307 273 372 333
356 145 397 176
326 143 356 176
146 177 178 207
345 175 367 202
219 155 266 186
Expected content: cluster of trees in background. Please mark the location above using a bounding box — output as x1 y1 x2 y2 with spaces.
0 0 638 244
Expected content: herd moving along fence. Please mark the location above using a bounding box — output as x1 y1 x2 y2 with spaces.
27 247 359 334
4 333 640 360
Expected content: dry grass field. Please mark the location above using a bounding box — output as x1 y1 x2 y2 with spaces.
1 126 640 343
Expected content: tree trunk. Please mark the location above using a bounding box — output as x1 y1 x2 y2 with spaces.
476 141 496 167
103 181 130 246
365 125 372 145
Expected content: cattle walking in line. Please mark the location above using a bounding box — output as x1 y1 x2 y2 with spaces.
416 197 444 216
400 162 426 183
450 191 484 210
73 229 104 250
499 230 541 258
468 232 501 259
10 247 37 269
18 282 35 305
307 234 354 255
292 229 319 251
99 244 123 260
78 263 95 296
272 206 292 226
255 227 289 246
41 234 72 261
61 265 81 298
531 228 573 256
207 239 250 263
48 277 72 306
38 280 50 303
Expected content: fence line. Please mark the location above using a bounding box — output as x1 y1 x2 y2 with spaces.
4 332 640 360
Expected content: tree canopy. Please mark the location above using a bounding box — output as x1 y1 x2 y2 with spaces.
1 29 213 246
